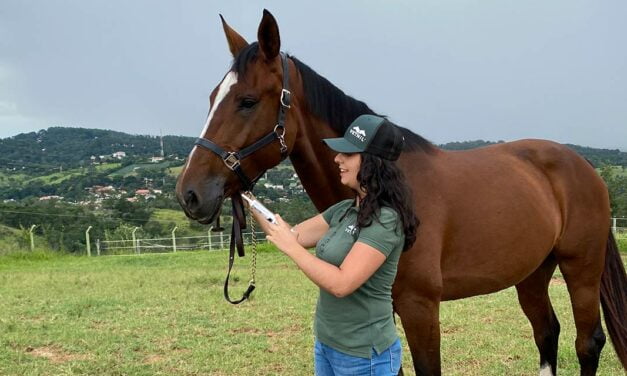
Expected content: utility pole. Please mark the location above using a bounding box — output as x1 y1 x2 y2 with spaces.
160 129 165 158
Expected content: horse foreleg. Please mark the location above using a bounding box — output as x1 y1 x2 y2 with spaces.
396 294 442 376
515 253 560 375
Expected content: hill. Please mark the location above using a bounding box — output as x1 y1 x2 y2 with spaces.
0 127 195 174
438 140 627 167
2 129 626 173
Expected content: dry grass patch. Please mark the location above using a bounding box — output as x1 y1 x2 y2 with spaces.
25 345 90 363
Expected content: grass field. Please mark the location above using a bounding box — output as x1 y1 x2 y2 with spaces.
0 248 624 375
108 161 177 177
0 164 121 188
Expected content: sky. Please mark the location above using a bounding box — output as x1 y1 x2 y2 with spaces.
1 1 626 150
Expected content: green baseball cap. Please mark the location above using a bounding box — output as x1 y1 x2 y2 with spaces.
322 115 405 161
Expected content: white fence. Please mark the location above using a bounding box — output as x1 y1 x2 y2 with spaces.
96 231 266 256
612 218 627 239
82 217 625 256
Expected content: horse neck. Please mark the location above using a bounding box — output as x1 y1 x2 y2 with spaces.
288 116 354 212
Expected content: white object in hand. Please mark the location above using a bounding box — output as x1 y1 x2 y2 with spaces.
241 193 278 224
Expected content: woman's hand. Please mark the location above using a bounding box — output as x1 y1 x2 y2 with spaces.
264 214 300 256
247 203 274 234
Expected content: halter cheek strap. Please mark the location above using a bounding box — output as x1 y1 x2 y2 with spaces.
194 52 291 192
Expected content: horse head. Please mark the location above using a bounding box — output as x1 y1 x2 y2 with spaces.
176 10 298 224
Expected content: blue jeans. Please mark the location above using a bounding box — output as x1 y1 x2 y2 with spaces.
314 338 402 376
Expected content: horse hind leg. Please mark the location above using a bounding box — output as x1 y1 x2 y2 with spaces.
557 245 607 376
516 253 561 375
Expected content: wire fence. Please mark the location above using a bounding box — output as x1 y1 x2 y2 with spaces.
612 218 627 240
96 231 266 256
20 218 627 255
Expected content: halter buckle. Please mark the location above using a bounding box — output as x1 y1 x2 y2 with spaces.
223 152 241 170
280 89 291 109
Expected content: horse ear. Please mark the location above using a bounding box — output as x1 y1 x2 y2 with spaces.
220 14 248 57
257 9 281 60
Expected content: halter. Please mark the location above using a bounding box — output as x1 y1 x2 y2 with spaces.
194 53 291 304
194 52 291 192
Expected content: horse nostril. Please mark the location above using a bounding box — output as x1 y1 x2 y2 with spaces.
185 190 199 209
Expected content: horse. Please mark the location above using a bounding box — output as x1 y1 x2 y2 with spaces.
175 10 627 375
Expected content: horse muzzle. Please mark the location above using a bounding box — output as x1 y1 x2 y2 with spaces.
175 177 226 224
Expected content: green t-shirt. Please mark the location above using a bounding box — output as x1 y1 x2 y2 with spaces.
314 199 404 358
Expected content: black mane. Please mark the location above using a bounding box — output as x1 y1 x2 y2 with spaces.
232 43 434 153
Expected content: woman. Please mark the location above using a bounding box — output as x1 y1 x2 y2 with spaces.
250 114 418 376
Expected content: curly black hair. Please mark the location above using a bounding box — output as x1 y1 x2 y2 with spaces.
343 153 418 251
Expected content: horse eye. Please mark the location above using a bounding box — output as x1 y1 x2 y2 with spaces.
239 98 257 109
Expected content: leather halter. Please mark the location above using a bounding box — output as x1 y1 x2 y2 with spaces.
194 52 291 192
194 53 291 304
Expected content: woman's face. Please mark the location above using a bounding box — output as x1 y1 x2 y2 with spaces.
334 152 362 193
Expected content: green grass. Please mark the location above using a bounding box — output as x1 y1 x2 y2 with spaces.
166 165 184 177
0 164 122 188
618 237 627 253
597 165 627 178
0 171 29 188
0 225 26 255
108 161 176 177
0 249 624 375
151 209 190 223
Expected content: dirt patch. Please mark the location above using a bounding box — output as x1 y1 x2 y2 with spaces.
229 327 263 335
266 323 303 337
25 345 90 363
143 354 165 364
266 323 306 353
442 325 463 334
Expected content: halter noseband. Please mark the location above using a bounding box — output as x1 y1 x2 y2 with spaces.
194 52 291 191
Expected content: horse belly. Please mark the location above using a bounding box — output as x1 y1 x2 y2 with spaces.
437 161 561 300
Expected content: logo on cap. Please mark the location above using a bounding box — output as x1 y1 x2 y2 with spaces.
350 126 367 142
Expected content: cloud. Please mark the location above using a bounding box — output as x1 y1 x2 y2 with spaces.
0 100 47 138
0 101 18 115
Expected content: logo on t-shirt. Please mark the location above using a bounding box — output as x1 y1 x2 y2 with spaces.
345 224 357 235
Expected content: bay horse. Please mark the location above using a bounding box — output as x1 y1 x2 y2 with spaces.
176 10 627 375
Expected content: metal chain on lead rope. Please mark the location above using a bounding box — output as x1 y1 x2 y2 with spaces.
248 205 258 288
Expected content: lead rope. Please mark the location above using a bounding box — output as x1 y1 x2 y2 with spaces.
248 205 258 289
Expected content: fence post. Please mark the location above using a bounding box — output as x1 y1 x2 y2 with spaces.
96 239 101 256
85 226 92 257
29 225 37 252
132 227 139 254
220 231 224 250
172 226 178 253
208 228 212 250
612 217 617 234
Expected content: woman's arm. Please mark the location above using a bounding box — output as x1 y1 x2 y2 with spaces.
290 214 329 248
247 204 328 248
265 215 386 298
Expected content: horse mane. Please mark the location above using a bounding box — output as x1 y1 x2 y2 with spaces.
232 42 435 153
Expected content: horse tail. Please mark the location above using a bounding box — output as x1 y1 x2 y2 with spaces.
600 230 627 368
